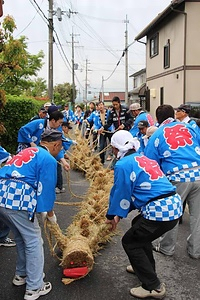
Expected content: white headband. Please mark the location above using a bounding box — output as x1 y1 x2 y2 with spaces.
111 130 140 159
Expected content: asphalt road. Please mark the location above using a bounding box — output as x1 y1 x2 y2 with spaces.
0 166 200 300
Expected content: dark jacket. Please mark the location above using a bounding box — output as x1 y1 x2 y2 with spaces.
104 105 133 131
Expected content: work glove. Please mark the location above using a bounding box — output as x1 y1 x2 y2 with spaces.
41 212 57 224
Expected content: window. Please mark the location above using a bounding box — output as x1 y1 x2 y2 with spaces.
133 77 138 88
160 87 164 105
150 33 159 57
164 40 170 69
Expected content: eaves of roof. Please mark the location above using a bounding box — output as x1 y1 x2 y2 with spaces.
135 0 185 40
129 68 146 78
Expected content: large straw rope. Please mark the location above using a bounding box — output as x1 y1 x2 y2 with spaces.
44 129 115 284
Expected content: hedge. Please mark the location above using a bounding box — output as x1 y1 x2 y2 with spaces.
0 95 41 154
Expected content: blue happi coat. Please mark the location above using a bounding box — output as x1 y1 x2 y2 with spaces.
129 111 154 137
0 146 11 164
88 109 113 131
107 153 182 221
144 119 200 182
17 119 46 145
0 147 57 219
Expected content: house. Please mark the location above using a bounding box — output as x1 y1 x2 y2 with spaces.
129 68 148 109
135 0 200 118
99 92 125 107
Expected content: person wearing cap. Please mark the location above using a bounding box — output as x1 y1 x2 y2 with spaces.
30 107 47 122
128 103 154 138
175 104 199 133
105 130 182 299
142 126 158 148
44 102 51 111
0 129 64 300
47 104 62 116
136 120 149 154
144 104 200 259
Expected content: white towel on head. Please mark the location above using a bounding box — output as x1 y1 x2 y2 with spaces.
111 130 140 159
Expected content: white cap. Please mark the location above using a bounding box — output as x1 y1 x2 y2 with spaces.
128 103 142 112
142 126 158 139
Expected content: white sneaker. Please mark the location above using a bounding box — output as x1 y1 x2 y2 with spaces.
0 237 16 247
13 273 45 286
126 265 135 274
13 275 26 286
24 282 52 300
55 187 61 194
130 283 166 299
55 187 65 194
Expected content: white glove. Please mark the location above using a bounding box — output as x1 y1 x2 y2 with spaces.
72 140 77 145
47 213 57 224
41 212 57 224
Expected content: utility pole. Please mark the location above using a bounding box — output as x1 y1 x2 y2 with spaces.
70 29 79 111
85 59 88 107
124 15 129 105
48 4 78 103
48 0 54 102
72 30 75 110
102 76 104 102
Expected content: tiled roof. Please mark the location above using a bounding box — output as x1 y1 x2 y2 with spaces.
99 92 125 102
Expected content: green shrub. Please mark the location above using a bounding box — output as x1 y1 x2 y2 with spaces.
0 95 41 154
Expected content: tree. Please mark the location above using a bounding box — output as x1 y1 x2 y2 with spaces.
53 82 76 106
0 15 44 95
24 77 47 97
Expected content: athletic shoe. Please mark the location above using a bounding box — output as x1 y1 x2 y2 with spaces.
24 282 52 300
55 187 65 194
13 275 26 286
60 187 65 193
126 265 135 274
13 273 45 286
130 283 166 299
0 237 16 247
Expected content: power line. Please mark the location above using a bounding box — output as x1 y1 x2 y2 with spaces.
31 0 49 23
15 1 44 37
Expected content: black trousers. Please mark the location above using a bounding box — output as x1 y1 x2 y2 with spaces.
122 214 178 291
99 132 112 164
56 163 63 190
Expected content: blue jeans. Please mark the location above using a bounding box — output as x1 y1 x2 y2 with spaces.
0 219 10 242
0 207 44 290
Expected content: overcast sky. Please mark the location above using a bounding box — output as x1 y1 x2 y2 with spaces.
2 0 171 100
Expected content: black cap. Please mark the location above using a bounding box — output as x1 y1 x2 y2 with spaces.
40 106 47 113
176 104 191 114
41 129 64 142
62 121 72 129
137 120 149 129
47 105 62 115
